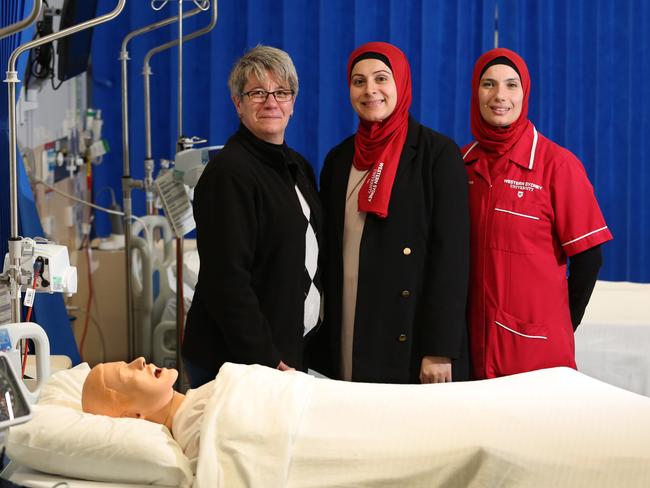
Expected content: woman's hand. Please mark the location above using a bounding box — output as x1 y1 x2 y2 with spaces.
277 360 295 372
419 356 452 383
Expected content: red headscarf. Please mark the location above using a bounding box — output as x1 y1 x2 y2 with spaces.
470 48 531 155
348 42 412 218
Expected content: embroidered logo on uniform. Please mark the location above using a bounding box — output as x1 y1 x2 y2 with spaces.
503 179 543 194
468 180 474 185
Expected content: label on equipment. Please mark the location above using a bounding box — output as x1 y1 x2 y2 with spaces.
155 171 196 238
51 276 63 292
23 288 35 307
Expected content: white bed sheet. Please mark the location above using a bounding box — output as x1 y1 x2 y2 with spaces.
8 362 650 487
575 280 650 395
196 363 650 488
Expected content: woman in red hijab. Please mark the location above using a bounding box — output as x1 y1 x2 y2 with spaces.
462 48 612 379
312 42 470 384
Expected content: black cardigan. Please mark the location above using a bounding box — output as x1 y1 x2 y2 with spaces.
311 117 471 383
182 124 322 377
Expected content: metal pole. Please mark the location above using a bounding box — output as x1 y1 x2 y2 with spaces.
176 0 185 388
0 0 42 41
4 0 127 323
120 5 205 360
2 0 44 322
141 0 218 147
142 0 218 384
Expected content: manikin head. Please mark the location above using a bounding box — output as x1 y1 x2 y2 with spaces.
81 357 179 426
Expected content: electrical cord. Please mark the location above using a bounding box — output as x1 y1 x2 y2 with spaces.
33 178 154 245
22 257 44 378
70 306 106 363
33 178 124 216
78 242 93 363
95 186 118 207
24 2 64 92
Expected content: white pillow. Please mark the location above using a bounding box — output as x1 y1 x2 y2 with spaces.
7 364 194 487
37 362 90 409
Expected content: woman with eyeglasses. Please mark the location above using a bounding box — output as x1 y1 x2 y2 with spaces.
182 45 322 388
462 48 612 379
312 42 470 384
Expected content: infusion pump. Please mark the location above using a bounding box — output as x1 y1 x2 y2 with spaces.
2 238 77 295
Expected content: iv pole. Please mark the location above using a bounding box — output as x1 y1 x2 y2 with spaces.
120 4 207 361
4 0 127 324
142 0 217 185
141 0 217 382
0 0 42 41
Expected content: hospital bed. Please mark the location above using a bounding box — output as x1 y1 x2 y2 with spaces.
130 215 199 367
575 280 650 396
8 470 157 488
5 362 650 487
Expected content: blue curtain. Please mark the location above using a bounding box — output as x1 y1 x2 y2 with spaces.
1 0 81 363
6 0 649 284
498 0 650 282
90 0 494 234
1 0 30 260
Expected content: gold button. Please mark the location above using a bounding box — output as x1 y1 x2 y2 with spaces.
400 290 410 298
398 334 407 342
402 247 411 256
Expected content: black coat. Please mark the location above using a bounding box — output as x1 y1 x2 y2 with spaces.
182 124 322 378
312 118 470 383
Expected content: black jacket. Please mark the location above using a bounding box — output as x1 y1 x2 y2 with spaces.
182 124 322 377
312 117 470 383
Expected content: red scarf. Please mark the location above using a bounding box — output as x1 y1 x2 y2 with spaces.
470 48 531 155
348 42 412 218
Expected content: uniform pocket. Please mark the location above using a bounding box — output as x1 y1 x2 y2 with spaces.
488 309 550 377
489 199 548 254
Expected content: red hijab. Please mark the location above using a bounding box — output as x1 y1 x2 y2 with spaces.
470 48 531 155
348 42 412 218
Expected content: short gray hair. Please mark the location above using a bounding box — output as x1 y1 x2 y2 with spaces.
228 45 299 99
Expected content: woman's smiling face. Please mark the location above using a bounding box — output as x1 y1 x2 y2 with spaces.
349 58 398 122
478 64 523 127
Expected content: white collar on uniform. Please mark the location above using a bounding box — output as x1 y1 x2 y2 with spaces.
463 126 539 171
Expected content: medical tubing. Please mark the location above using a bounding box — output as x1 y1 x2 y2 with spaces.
22 260 42 377
33 179 124 215
69 305 107 362
5 0 127 323
78 245 94 363
33 178 153 246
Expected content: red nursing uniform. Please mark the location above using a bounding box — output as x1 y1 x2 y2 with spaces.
463 124 613 379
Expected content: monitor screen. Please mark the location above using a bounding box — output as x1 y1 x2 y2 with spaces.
56 0 99 82
0 354 31 429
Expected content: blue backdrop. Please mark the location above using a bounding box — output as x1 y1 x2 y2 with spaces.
497 0 650 283
3 0 650 295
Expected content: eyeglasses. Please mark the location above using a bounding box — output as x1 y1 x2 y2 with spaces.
241 89 295 103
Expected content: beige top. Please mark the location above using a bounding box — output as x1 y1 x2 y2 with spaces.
341 166 369 381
